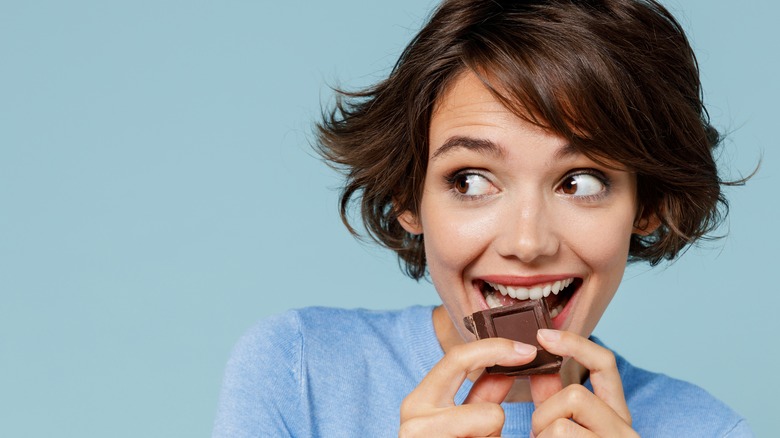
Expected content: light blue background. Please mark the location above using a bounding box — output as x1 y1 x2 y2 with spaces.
0 1 775 436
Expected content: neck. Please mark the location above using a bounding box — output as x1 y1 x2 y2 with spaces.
432 305 587 403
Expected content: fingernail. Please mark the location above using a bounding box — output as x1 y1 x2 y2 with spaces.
538 329 561 342
513 342 537 356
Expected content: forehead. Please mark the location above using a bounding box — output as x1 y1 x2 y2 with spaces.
431 72 518 133
429 71 571 159
431 71 638 174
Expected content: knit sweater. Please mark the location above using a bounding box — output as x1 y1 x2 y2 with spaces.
213 306 752 437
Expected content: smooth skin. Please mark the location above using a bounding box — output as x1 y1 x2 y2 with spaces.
398 72 652 437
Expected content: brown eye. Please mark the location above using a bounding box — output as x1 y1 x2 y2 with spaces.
455 175 470 194
450 173 496 197
558 173 605 197
560 176 578 195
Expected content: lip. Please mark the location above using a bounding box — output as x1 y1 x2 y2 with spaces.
472 274 583 329
478 274 580 288
550 284 581 329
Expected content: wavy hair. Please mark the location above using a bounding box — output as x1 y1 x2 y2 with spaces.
317 0 733 280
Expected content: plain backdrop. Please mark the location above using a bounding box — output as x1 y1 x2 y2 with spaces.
1 0 776 436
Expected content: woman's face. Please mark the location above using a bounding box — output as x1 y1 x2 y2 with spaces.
400 72 640 342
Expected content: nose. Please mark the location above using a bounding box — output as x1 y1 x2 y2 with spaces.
494 196 560 263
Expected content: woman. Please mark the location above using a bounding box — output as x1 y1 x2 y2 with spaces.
214 0 752 436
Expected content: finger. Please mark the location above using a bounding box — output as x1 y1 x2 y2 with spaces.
536 329 630 424
464 371 516 404
531 384 636 437
534 417 598 438
529 373 563 408
409 338 536 408
399 403 506 438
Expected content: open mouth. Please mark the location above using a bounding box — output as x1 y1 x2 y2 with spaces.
478 277 582 318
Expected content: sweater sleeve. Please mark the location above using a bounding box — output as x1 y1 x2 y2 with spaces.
212 311 307 438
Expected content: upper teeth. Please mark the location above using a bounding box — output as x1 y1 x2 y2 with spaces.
486 278 574 300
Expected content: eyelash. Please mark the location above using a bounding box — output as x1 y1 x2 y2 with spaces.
560 169 612 202
445 169 493 201
443 168 612 201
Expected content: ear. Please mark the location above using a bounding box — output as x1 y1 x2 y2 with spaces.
633 213 661 236
398 210 423 235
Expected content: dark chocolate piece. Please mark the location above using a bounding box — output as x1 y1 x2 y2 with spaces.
463 300 562 376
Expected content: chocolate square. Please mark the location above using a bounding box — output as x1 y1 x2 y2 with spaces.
463 300 562 376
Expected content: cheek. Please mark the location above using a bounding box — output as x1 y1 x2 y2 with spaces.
560 208 635 335
559 190 637 263
421 205 497 275
563 206 634 290
575 219 633 269
562 207 635 300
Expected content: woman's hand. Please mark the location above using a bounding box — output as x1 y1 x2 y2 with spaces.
529 330 638 438
399 338 538 438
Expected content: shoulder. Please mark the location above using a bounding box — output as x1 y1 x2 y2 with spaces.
292 306 427 348
223 304 432 370
221 306 417 380
213 311 307 437
231 309 304 364
288 305 436 380
293 305 410 334
227 305 420 356
607 346 753 437
214 306 436 437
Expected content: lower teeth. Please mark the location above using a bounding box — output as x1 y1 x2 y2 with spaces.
485 291 503 308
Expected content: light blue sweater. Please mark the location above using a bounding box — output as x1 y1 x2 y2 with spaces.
213 306 752 437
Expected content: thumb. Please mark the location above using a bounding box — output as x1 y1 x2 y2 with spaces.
529 373 563 407
464 372 516 404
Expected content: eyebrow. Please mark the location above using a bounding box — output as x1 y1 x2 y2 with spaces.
553 142 580 160
430 136 505 161
430 135 581 161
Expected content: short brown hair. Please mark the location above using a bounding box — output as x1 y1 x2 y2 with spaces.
317 0 730 280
